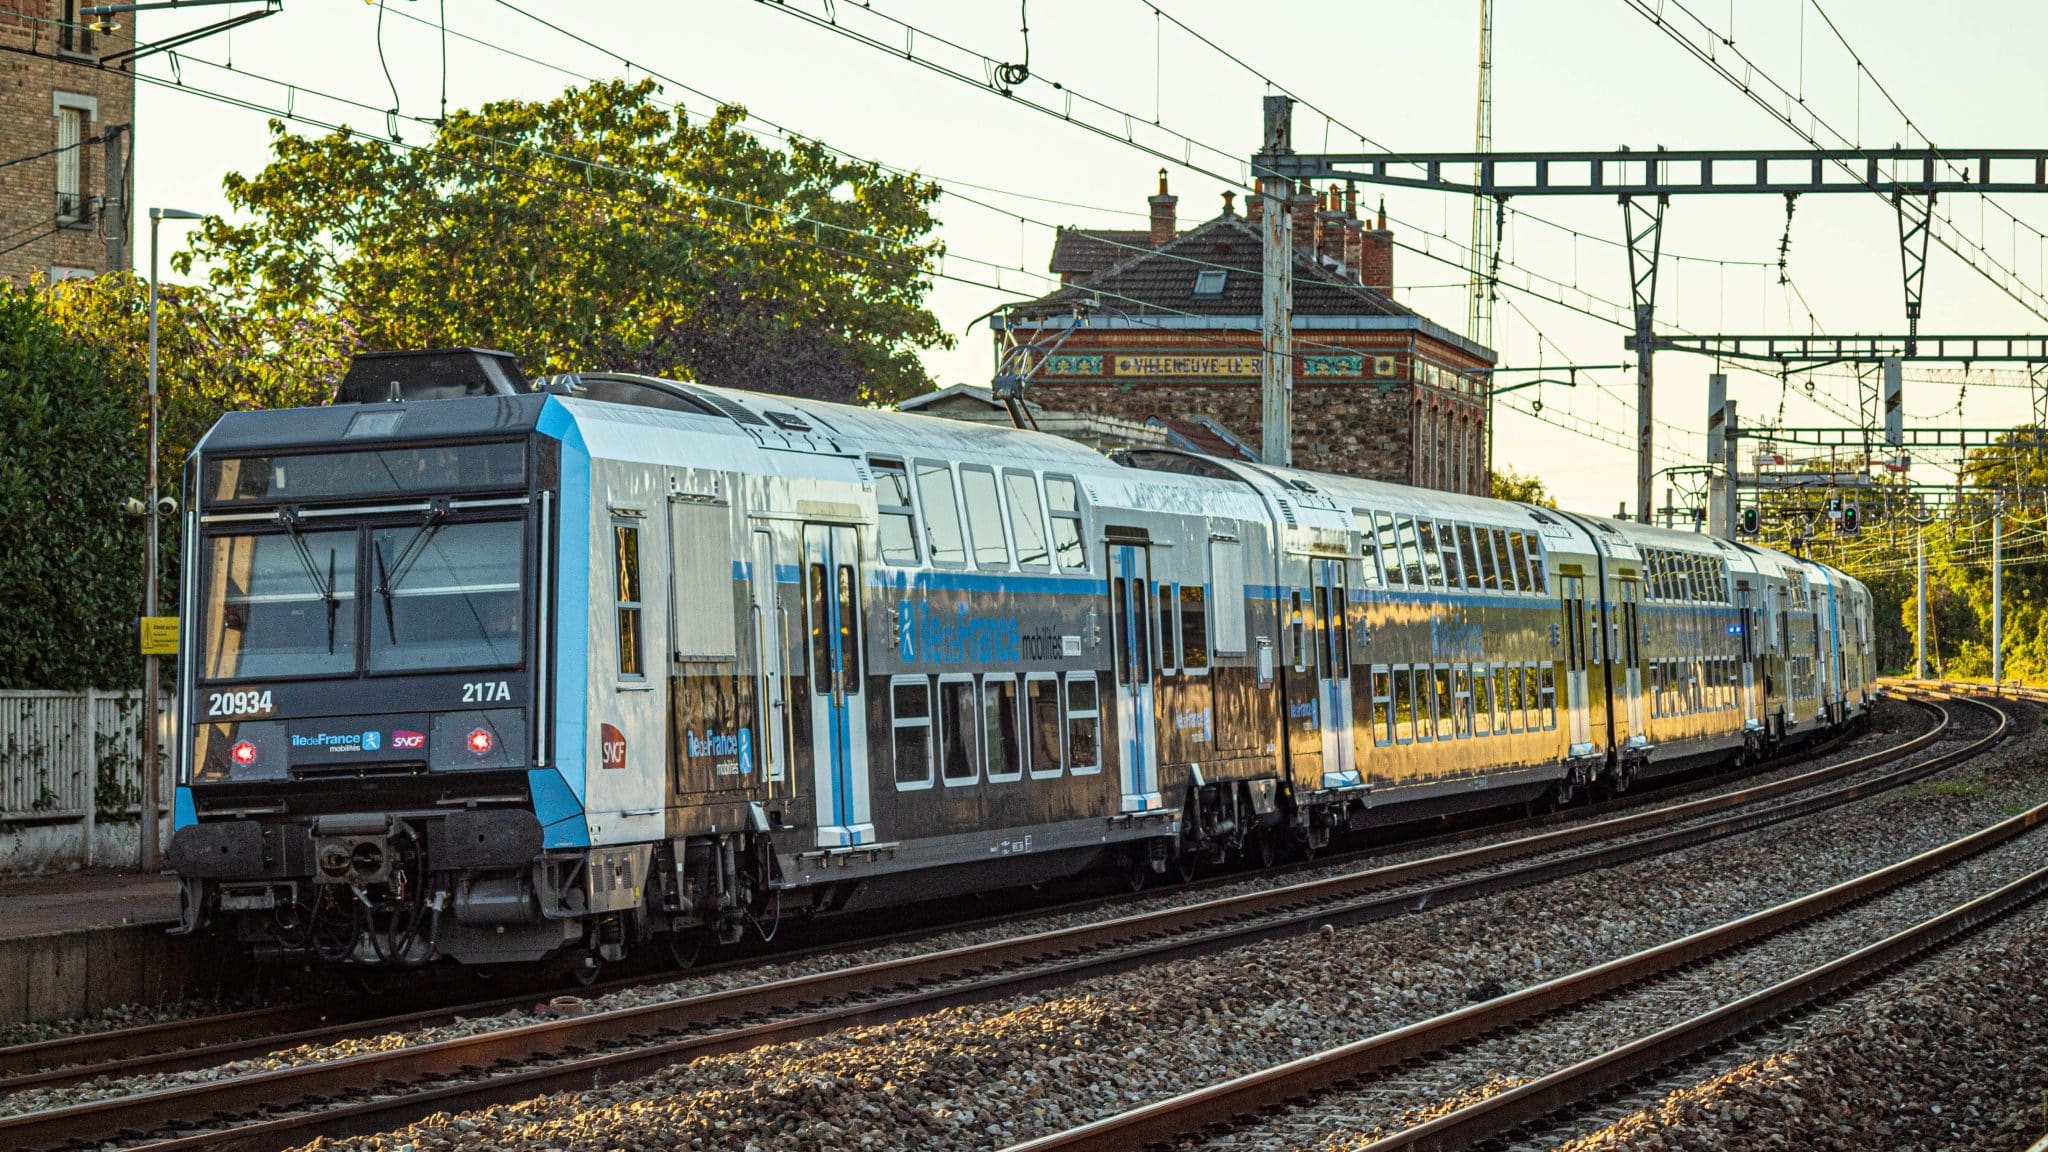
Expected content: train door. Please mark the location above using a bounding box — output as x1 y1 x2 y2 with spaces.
1560 574 1596 756
749 529 791 805
1312 557 1357 788
1736 583 1759 729
1109 542 1163 813
802 524 873 847
1618 578 1645 747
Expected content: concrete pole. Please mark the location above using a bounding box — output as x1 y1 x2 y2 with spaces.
1992 493 2004 688
1915 526 1927 680
142 212 162 874
1258 96 1295 467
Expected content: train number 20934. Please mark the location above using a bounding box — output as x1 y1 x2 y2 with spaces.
463 680 512 703
207 690 273 718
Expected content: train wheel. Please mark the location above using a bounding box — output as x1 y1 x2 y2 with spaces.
1252 830 1277 870
570 951 604 987
1122 853 1150 893
1174 850 1198 884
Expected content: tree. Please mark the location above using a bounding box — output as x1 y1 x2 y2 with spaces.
0 286 143 689
184 79 951 404
1491 467 1557 508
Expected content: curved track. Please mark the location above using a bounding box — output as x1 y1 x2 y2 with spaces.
0 694 1992 1152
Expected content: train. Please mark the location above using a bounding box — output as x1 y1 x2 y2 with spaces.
167 348 1879 971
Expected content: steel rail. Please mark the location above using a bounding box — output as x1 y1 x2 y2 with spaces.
997 694 2021 1152
0 700 1977 1151
0 698 1886 1088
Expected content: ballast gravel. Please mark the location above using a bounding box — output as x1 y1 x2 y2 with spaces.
0 701 1938 1118
237 698 2048 1152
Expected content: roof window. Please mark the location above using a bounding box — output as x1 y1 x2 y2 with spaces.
1192 269 1228 296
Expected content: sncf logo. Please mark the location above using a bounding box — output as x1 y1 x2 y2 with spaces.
600 723 628 770
391 730 426 750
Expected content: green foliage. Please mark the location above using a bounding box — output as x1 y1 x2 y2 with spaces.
0 277 351 690
0 286 143 689
183 79 951 404
1491 467 1557 508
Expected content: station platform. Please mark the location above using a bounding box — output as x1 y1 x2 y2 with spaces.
0 869 178 942
0 870 239 1029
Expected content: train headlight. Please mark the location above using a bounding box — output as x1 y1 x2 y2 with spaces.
230 740 258 767
466 727 494 756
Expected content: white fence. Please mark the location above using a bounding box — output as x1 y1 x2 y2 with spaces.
0 690 168 824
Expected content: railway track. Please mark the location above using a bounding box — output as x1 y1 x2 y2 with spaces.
997 690 2041 1152
0 693 1999 1151
0 696 1901 1091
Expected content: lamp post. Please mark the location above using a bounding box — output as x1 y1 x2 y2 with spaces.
141 206 202 874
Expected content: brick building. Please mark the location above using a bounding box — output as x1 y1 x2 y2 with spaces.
0 2 133 282
991 174 1496 493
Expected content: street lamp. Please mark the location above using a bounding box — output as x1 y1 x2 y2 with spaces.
141 206 203 874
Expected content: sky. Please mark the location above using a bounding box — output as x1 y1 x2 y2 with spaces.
127 0 2048 517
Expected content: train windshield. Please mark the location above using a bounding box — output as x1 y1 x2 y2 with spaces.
200 518 524 681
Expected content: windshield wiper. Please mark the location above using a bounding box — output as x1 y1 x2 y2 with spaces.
274 508 343 653
373 500 450 643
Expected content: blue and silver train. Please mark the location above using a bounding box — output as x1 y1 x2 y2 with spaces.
168 350 1878 968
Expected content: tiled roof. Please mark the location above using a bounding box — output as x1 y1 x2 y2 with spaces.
1016 213 1410 319
1146 414 1262 462
1048 228 1153 277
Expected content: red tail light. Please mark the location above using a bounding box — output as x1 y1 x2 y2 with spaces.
230 740 258 766
466 728 494 755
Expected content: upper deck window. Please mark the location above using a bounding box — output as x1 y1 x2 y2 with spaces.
1045 476 1088 572
914 462 968 566
959 466 1011 569
872 460 920 565
206 442 526 505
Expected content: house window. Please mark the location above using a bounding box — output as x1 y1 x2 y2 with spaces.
55 104 86 225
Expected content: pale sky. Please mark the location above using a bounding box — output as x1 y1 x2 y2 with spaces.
130 1 2048 516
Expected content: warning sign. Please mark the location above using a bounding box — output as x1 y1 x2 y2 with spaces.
139 616 179 656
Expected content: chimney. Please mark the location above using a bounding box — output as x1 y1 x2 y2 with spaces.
1290 180 1319 253
1148 168 1178 246
1317 182 1348 267
1221 190 1236 218
1359 196 1394 294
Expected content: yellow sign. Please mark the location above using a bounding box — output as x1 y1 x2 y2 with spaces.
139 616 179 656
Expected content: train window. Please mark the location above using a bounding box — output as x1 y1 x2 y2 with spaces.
1370 668 1393 746
1045 476 1088 572
1524 536 1547 594
1312 585 1332 675
1328 585 1349 676
614 522 645 678
1453 665 1473 737
836 564 861 694
1439 522 1466 588
1356 518 1384 588
1433 667 1454 740
1376 513 1405 587
1290 591 1307 672
1540 664 1558 728
200 530 360 681
1066 673 1101 773
1210 539 1246 654
1505 531 1529 593
984 676 1023 782
1397 516 1426 586
915 463 967 566
1457 525 1483 590
873 460 920 565
807 562 832 693
1027 674 1063 778
891 678 933 788
939 676 979 785
1650 662 1663 717
1111 577 1131 684
1490 666 1507 733
1132 578 1153 681
1004 471 1051 569
1473 666 1493 736
1180 584 1209 672
960 466 1010 569
1416 521 1446 587
1395 666 1419 743
1161 583 1181 676
1503 666 1522 732
1489 530 1512 592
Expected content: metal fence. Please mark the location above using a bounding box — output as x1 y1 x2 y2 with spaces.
0 690 168 825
